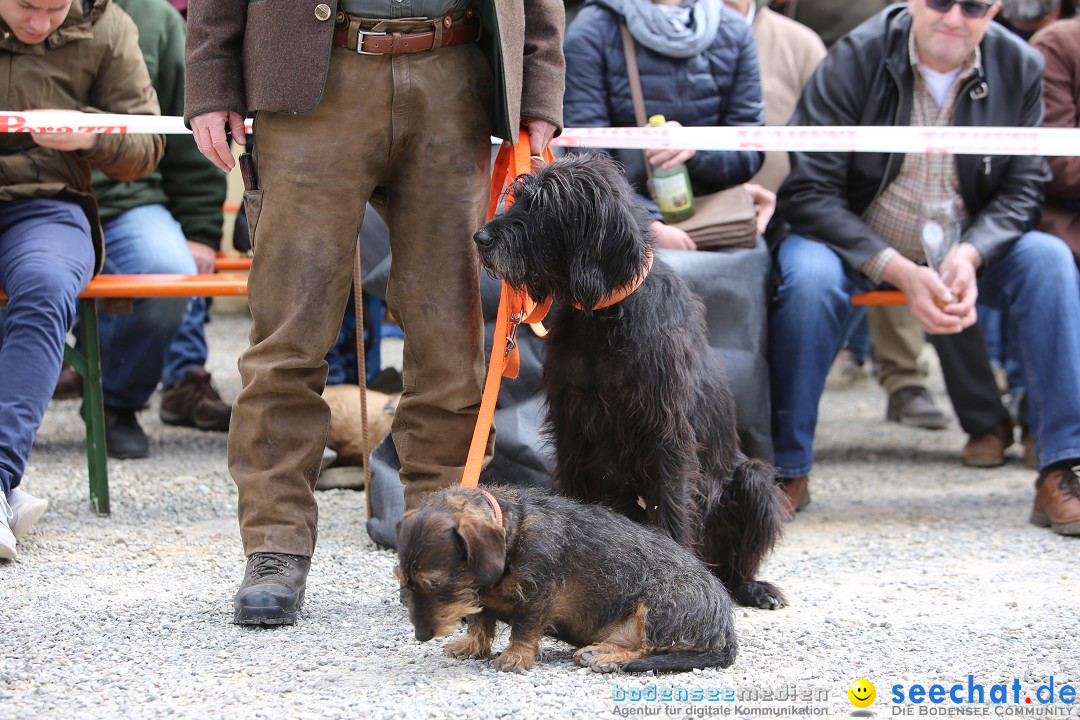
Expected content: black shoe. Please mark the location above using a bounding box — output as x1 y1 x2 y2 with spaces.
95 404 149 459
233 552 310 625
885 386 949 430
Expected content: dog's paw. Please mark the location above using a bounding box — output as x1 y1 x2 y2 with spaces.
733 580 787 610
493 645 540 673
574 644 636 673
445 635 492 660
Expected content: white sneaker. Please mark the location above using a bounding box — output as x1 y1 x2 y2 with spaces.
8 487 48 539
0 493 16 560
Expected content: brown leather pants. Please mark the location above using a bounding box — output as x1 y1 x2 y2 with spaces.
232 44 495 557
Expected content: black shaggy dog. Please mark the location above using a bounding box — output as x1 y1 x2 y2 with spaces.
473 152 786 609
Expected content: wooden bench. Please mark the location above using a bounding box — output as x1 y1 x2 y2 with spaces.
0 273 249 514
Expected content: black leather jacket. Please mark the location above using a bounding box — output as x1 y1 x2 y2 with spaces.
773 4 1051 272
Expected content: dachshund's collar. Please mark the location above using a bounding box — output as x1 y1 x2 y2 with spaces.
572 248 654 311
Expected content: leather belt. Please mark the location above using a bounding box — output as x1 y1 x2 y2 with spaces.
332 16 480 55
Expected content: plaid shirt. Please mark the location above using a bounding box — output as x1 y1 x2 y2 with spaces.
859 33 980 283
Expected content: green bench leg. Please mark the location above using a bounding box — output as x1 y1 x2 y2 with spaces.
63 298 109 515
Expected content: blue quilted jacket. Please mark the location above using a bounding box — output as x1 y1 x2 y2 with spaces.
564 0 764 219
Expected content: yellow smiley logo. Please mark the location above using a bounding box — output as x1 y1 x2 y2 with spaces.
848 678 876 708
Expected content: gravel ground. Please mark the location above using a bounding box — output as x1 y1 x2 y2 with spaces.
2 308 1077 720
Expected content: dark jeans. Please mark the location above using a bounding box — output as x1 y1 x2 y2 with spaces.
0 198 95 494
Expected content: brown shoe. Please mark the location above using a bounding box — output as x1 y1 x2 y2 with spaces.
778 476 810 520
53 363 83 399
159 367 231 432
961 420 1013 468
1030 466 1080 536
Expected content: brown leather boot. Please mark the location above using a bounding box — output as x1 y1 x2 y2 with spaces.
778 476 810 520
160 367 231 432
1030 466 1080 536
961 420 1013 468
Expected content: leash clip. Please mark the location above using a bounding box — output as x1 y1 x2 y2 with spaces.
504 310 525 357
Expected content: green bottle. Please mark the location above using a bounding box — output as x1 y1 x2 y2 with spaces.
648 114 695 223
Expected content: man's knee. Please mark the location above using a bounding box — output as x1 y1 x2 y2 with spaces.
774 234 851 308
1006 232 1079 294
6 258 87 314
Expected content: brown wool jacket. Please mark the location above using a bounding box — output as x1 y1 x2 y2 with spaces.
1031 17 1080 260
0 0 165 274
183 0 565 141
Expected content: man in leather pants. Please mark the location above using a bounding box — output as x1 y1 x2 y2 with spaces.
184 0 564 625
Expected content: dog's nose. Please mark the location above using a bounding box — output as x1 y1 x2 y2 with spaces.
415 628 434 642
474 228 493 248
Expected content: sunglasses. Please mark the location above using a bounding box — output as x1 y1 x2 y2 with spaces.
924 0 996 18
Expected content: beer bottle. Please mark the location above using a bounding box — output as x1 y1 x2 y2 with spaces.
648 114 695 223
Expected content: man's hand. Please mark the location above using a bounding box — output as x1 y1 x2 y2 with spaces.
651 221 696 251
190 110 246 172
24 110 99 152
31 132 98 152
644 119 695 170
881 254 977 335
187 241 217 274
744 183 776 236
937 244 979 324
521 117 557 156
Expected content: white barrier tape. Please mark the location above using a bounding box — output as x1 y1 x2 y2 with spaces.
1 111 193 135
3 110 1079 156
553 125 1080 157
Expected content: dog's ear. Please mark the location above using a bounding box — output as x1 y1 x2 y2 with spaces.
562 153 653 311
454 513 506 586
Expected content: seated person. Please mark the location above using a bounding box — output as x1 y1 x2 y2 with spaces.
1031 15 1080 262
564 0 765 250
100 0 231 450
768 0 1080 535
0 0 163 559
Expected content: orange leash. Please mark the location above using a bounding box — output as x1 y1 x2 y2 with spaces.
461 132 553 489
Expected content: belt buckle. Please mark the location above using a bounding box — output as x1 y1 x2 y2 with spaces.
356 29 388 55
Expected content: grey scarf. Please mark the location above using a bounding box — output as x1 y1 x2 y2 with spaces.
593 0 724 59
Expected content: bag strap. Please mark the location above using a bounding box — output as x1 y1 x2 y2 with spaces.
619 22 654 187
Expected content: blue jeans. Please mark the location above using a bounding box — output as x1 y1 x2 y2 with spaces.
0 199 95 495
769 232 1080 478
161 297 210 388
98 205 195 408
